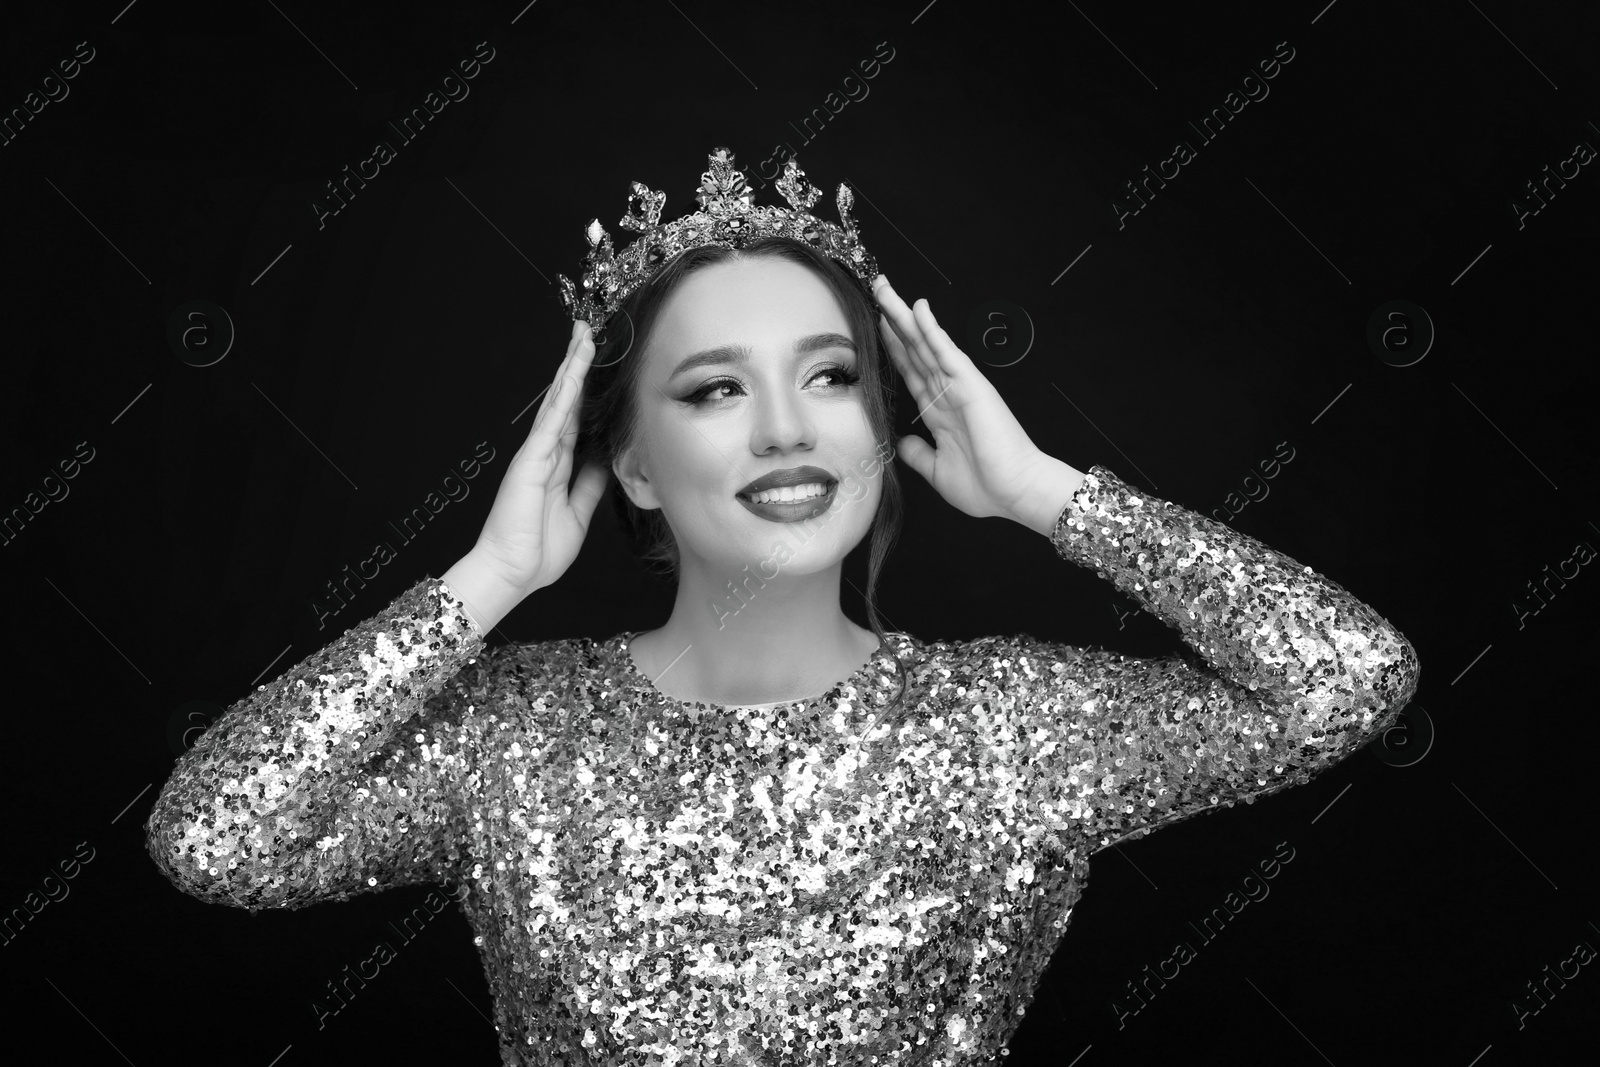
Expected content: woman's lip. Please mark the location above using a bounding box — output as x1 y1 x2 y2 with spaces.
735 468 837 496
735 478 837 501
734 482 837 521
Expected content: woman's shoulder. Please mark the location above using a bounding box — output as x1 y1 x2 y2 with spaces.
464 633 620 690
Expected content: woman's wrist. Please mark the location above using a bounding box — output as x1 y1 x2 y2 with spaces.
441 551 531 636
1011 456 1088 537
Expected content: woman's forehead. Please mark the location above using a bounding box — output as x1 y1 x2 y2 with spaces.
646 259 853 364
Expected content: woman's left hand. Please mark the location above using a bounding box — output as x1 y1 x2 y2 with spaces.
873 276 1067 525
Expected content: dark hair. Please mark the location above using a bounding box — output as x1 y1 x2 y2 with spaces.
573 235 910 726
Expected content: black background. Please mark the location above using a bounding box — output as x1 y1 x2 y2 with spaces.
3 1 1597 1064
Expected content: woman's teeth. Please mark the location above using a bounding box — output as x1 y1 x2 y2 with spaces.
745 482 828 505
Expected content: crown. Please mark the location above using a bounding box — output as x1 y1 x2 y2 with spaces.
557 147 880 340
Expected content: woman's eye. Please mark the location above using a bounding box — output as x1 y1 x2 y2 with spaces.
812 364 862 389
682 365 860 405
684 378 742 404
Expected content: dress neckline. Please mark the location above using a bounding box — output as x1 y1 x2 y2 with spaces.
614 630 895 712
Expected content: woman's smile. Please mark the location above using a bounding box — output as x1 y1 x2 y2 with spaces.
734 463 840 521
735 480 839 522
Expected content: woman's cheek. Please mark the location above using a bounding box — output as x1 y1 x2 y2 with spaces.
837 472 868 504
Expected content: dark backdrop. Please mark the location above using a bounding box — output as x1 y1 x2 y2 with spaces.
3 1 1596 1064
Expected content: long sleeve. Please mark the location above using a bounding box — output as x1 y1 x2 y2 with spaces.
144 576 493 910
1009 464 1421 852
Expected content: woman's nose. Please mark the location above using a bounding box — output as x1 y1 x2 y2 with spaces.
749 384 815 454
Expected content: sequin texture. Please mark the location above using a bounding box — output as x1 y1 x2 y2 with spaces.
145 465 1420 1065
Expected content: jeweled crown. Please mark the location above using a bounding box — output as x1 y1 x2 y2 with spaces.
557 147 880 340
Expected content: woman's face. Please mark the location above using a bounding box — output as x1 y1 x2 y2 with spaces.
615 255 885 577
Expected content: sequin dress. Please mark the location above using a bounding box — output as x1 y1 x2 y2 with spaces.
145 465 1420 1066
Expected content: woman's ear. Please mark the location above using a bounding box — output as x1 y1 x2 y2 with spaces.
612 445 661 511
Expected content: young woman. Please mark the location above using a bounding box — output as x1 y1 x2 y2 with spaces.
146 151 1420 1066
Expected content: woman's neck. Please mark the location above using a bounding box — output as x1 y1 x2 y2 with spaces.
630 558 878 706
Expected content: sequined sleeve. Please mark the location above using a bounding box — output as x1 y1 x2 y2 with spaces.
1012 464 1420 852
144 576 491 910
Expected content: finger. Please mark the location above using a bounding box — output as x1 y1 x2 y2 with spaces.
568 458 611 529
896 432 936 483
878 313 928 400
901 297 954 377
908 299 974 377
553 335 593 485
529 374 568 455
874 279 940 382
871 276 921 363
562 327 597 424
545 325 593 427
873 278 922 360
544 322 585 404
552 391 577 489
558 326 594 424
530 322 590 439
878 292 952 423
568 321 596 384
526 368 567 443
876 316 934 422
530 343 583 453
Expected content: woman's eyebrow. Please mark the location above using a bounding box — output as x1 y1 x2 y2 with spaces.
667 332 857 381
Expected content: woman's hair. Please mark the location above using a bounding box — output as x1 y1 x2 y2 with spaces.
573 235 910 726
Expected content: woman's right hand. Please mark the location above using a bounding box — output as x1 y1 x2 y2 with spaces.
445 322 610 629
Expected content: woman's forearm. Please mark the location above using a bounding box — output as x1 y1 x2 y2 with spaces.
145 577 487 909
